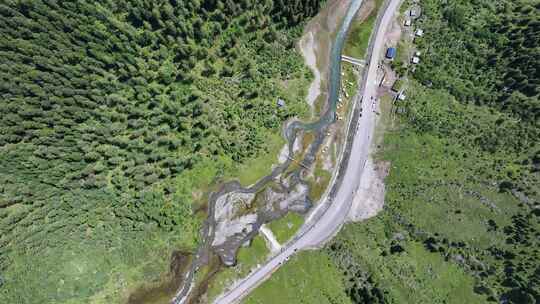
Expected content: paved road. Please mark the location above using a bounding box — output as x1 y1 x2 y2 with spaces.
213 0 401 303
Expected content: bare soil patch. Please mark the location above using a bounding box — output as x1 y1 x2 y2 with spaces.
348 159 389 222
385 18 402 46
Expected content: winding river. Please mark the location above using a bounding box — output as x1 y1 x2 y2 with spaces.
172 0 365 302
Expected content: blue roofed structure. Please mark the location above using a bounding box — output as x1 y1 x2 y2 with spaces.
386 47 397 59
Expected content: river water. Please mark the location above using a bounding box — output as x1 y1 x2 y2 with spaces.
172 0 365 302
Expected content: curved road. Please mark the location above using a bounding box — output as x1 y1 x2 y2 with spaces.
213 0 402 303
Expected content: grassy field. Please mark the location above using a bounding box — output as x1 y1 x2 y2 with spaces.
343 0 383 59
1 229 195 304
307 162 333 202
331 219 485 304
205 235 269 302
267 212 305 244
243 251 351 304
232 132 287 187
341 63 359 100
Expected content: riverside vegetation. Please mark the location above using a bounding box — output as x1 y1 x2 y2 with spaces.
246 0 539 303
0 0 326 303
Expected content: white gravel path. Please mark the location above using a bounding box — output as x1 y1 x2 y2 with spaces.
259 225 282 253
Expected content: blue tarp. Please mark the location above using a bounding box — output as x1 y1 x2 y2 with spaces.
386 47 397 59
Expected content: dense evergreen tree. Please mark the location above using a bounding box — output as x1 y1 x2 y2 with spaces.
414 0 539 126
0 0 324 302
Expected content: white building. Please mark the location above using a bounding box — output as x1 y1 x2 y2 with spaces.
404 19 412 26
415 29 424 37
411 56 420 64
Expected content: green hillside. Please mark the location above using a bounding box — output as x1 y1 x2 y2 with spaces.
0 0 325 303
